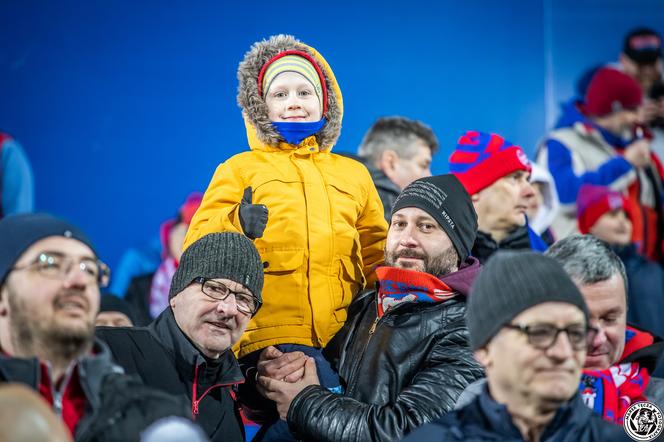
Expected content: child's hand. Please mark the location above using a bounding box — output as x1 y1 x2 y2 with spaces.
240 186 268 239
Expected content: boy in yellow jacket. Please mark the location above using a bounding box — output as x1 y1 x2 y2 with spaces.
184 35 387 404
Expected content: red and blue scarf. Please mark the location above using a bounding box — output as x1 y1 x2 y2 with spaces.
375 266 457 317
579 326 653 424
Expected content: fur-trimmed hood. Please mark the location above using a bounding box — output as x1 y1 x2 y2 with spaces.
237 35 343 151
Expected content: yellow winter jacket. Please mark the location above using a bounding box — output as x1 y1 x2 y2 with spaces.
183 35 387 357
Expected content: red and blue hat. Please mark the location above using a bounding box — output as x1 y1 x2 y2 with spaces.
576 184 635 234
448 130 532 195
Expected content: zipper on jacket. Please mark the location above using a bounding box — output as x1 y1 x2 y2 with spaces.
191 363 243 419
49 362 75 417
191 364 200 418
368 316 380 335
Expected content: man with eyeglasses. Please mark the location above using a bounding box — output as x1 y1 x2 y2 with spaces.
0 213 189 440
97 231 264 442
546 235 664 423
403 251 627 441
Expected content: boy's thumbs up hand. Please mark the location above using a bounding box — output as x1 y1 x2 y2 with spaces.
239 186 268 240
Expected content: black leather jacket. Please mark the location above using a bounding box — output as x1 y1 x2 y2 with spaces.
287 259 485 442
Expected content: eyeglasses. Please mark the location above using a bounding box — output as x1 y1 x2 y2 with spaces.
504 323 598 351
193 277 261 316
12 252 110 288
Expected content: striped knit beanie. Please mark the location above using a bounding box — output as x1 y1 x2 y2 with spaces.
448 131 532 195
258 51 326 114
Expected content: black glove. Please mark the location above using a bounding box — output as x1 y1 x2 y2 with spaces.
239 186 268 240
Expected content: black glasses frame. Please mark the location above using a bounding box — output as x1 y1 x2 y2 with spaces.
504 323 598 351
193 277 261 316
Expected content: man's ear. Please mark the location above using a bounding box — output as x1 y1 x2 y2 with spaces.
474 348 491 369
0 284 9 316
471 192 481 204
169 296 177 310
378 150 399 176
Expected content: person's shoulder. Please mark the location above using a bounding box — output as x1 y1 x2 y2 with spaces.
95 325 154 348
400 409 478 442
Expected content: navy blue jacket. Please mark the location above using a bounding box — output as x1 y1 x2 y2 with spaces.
401 386 629 442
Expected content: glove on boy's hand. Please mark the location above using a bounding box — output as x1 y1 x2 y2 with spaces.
239 186 268 239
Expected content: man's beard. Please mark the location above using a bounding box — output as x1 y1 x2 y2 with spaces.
7 286 93 362
385 246 458 276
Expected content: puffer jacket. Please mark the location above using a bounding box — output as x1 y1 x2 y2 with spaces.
183 35 388 358
286 258 485 441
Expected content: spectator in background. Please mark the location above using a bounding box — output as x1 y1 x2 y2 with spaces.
124 192 202 325
0 133 34 218
0 213 188 440
547 236 664 422
96 294 135 327
403 252 625 441
576 184 664 341
526 163 560 245
448 130 546 264
537 67 664 264
620 27 663 96
353 116 439 220
97 232 264 442
648 80 664 160
254 175 484 441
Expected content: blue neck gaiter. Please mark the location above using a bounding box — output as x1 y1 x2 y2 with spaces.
272 118 326 145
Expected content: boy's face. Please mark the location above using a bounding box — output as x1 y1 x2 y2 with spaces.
264 72 322 123
589 209 633 246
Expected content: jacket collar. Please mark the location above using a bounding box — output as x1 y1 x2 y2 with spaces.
0 338 122 410
439 257 481 297
149 308 244 386
472 225 531 262
476 385 593 439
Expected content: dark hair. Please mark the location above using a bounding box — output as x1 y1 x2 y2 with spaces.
357 116 439 164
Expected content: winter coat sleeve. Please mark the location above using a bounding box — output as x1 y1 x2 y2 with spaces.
183 159 246 250
546 138 634 205
355 170 387 287
286 317 484 442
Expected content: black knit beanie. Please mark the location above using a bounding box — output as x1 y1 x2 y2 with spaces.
0 213 97 286
391 174 478 263
467 251 589 350
169 232 264 303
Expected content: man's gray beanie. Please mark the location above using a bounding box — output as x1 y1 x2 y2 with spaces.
169 232 264 302
467 251 589 350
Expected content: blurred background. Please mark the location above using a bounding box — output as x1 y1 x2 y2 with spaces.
2 0 663 277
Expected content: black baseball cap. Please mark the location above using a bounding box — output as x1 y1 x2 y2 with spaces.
623 28 662 65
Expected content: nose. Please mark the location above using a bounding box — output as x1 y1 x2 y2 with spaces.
63 263 91 289
521 179 536 198
546 330 575 361
286 94 301 109
398 224 419 247
216 294 239 316
589 324 608 350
